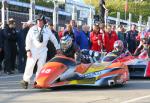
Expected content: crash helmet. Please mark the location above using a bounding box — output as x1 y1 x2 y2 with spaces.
140 30 150 44
60 35 73 53
114 40 124 52
140 30 148 39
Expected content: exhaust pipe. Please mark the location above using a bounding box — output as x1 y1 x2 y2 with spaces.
108 80 115 86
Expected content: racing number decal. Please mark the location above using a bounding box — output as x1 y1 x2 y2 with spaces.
41 69 51 74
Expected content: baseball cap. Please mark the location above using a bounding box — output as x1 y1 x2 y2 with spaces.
36 14 46 21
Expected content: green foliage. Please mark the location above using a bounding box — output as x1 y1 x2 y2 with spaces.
36 1 54 8
19 0 30 3
83 0 99 14
19 0 54 8
84 0 150 23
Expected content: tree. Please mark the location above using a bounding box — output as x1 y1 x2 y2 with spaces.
84 0 150 23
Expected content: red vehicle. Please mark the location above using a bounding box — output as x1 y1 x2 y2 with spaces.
118 50 150 78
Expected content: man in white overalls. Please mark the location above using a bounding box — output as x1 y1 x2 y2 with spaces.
21 14 60 89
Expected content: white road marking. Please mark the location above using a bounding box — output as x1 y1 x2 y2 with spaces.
121 95 150 103
0 74 23 79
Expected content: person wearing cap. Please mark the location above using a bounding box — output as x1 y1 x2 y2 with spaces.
2 18 17 74
21 14 60 89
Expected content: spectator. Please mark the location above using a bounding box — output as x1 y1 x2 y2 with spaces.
46 22 60 61
63 24 75 42
99 23 105 34
70 20 80 40
20 14 60 89
0 22 4 74
3 18 17 74
58 27 64 39
111 25 116 34
134 29 150 58
99 0 108 23
90 24 103 51
17 20 34 73
117 25 127 48
99 23 105 48
48 23 59 42
104 25 118 52
76 24 91 50
126 24 139 53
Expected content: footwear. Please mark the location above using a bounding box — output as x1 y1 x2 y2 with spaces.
6 71 14 75
0 71 2 75
20 80 28 89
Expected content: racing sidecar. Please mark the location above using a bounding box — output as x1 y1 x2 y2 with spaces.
34 53 129 89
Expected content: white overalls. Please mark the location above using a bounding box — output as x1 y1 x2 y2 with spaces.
23 25 60 82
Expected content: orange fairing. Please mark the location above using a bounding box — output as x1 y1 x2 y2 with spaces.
107 62 125 69
98 62 129 80
75 64 92 74
36 62 67 88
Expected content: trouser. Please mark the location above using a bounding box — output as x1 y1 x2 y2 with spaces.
0 50 4 71
17 50 26 73
4 45 17 73
23 51 47 82
100 11 105 23
147 46 150 58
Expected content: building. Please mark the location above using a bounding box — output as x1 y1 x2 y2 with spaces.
0 0 95 28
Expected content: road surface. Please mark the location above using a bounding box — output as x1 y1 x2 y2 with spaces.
0 74 150 103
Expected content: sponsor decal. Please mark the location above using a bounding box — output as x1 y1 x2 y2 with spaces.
82 71 101 78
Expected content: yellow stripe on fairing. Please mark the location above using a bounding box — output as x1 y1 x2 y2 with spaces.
69 78 95 84
85 62 109 74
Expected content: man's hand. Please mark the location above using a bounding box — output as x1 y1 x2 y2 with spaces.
27 51 32 58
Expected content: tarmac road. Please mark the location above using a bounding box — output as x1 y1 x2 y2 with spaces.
0 74 150 103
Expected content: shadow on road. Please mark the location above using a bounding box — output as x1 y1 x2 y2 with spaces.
1 78 150 93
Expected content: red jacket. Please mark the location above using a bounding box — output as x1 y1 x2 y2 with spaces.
90 31 103 51
104 31 118 52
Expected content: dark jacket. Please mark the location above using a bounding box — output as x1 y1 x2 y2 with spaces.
46 29 60 61
0 29 4 49
3 27 17 43
126 30 138 53
17 27 29 53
